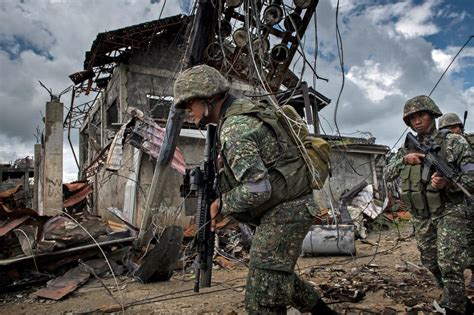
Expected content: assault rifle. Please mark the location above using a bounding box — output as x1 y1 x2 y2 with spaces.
181 124 217 292
405 132 473 203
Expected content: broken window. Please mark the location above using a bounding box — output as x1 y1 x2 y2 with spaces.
106 99 120 129
148 95 172 122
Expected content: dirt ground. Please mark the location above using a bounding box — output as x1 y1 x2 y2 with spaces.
0 223 472 314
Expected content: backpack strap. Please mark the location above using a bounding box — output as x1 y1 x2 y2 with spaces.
218 94 237 120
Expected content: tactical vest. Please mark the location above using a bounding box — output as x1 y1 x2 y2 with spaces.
399 131 464 218
217 99 312 222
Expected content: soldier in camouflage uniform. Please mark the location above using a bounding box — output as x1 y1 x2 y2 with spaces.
439 112 474 293
385 96 474 314
174 64 335 314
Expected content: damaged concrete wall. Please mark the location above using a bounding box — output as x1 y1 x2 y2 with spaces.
96 134 205 227
80 33 207 227
124 32 185 116
314 147 388 208
330 151 374 195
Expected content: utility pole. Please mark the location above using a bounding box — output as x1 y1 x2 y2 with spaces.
135 0 217 252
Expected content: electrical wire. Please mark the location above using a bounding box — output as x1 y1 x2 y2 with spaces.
333 0 344 136
428 35 473 97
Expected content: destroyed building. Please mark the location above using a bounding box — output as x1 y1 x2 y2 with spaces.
0 158 34 208
68 10 389 229
69 15 275 227
0 2 404 309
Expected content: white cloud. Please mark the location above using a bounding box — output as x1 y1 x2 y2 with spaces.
431 46 474 73
395 0 441 38
0 135 36 164
329 0 369 12
363 0 443 39
346 60 403 102
462 86 474 108
431 48 452 72
0 0 183 172
0 0 473 168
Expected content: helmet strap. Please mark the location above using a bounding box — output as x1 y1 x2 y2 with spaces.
196 93 227 128
197 99 213 129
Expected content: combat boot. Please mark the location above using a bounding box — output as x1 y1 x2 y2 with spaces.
310 299 338 315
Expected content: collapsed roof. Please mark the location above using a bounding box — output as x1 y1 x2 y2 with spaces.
69 14 190 91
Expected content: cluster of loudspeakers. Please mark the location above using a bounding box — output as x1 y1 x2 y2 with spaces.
205 0 316 66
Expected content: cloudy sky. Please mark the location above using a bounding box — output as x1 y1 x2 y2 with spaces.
0 0 473 182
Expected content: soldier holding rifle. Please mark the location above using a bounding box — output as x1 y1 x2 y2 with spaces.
385 96 474 314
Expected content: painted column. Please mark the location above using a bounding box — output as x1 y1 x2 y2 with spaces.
42 101 63 215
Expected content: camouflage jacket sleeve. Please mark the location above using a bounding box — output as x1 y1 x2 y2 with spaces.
218 114 275 213
384 147 406 182
445 133 474 191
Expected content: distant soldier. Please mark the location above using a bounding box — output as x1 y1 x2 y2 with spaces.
439 113 464 135
173 65 335 314
385 96 474 314
439 112 474 293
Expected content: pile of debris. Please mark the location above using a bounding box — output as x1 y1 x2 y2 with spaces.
0 181 135 300
182 217 252 271
312 264 436 313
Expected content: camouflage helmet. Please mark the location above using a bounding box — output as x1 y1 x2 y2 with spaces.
173 64 230 108
403 95 442 126
438 112 463 129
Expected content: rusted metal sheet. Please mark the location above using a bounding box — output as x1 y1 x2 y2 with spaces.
33 265 91 300
63 184 92 208
124 109 187 175
0 236 135 266
64 181 88 193
40 216 107 250
0 184 22 198
0 216 29 237
0 184 25 217
107 207 137 230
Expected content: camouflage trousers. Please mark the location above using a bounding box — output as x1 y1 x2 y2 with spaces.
411 204 468 313
245 194 321 314
467 204 474 268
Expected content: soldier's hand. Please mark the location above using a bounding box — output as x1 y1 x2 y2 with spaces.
217 154 224 170
210 199 220 232
431 172 448 189
403 153 425 165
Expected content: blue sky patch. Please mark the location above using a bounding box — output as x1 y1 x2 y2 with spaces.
0 36 54 61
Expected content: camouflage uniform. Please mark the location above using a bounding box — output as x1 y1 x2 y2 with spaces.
439 113 474 271
218 104 322 314
385 97 474 313
173 65 327 314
